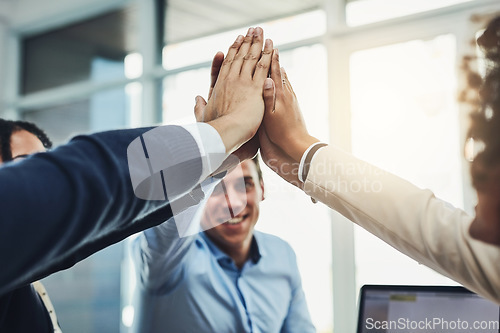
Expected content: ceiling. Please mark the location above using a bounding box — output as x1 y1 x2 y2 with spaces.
25 0 324 55
164 0 324 44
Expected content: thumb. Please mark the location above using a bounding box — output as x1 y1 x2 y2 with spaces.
263 78 275 115
194 95 207 122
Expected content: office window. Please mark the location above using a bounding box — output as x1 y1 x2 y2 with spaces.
22 85 139 145
23 99 91 145
22 85 140 332
162 67 209 123
162 10 326 70
22 6 138 94
346 0 473 26
349 34 462 291
41 243 124 333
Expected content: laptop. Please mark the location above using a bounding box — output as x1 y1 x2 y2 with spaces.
356 285 500 333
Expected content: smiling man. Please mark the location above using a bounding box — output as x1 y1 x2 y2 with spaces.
132 156 315 333
201 158 264 269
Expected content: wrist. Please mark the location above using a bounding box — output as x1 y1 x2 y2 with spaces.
207 118 233 154
298 141 328 183
288 134 319 163
207 115 254 154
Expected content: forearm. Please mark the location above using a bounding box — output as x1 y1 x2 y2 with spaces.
134 219 194 293
0 126 203 296
134 177 220 292
303 145 500 303
134 203 200 293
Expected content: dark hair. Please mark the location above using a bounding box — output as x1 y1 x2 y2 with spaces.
0 119 52 162
460 16 500 187
251 154 263 182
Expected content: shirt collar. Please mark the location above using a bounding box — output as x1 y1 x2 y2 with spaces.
200 232 228 262
200 232 263 264
248 236 262 263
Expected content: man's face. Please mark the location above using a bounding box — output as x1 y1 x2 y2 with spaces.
202 160 264 250
0 130 45 164
469 163 500 246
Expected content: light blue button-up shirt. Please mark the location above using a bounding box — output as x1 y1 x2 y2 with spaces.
131 209 315 333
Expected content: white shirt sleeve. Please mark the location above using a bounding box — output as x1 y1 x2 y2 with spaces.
298 142 328 183
180 123 227 182
303 145 500 304
127 123 227 205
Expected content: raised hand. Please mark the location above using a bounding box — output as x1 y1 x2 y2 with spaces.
194 50 263 163
198 27 274 156
194 51 224 113
259 48 319 185
261 48 319 163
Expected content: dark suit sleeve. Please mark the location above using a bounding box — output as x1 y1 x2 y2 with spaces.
0 126 203 296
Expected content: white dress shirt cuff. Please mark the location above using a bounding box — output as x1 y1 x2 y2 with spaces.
298 142 328 183
180 123 227 182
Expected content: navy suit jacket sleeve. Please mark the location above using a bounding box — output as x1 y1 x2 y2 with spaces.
0 126 203 296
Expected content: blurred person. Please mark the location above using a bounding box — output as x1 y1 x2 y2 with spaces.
0 26 274 332
132 157 314 333
0 119 62 332
257 17 500 304
0 119 52 163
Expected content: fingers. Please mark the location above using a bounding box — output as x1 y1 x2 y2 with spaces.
229 27 258 76
218 34 244 79
194 95 207 122
241 27 265 76
252 38 274 82
217 27 271 80
281 66 296 97
263 50 281 139
269 48 283 94
263 78 275 113
209 52 224 99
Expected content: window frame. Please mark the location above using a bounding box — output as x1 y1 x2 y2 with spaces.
325 0 500 331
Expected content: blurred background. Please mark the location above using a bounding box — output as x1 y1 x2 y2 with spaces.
0 0 499 332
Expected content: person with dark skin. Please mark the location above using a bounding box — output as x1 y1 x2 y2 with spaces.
255 17 500 304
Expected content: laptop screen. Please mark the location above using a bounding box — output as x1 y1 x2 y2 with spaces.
357 285 500 333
